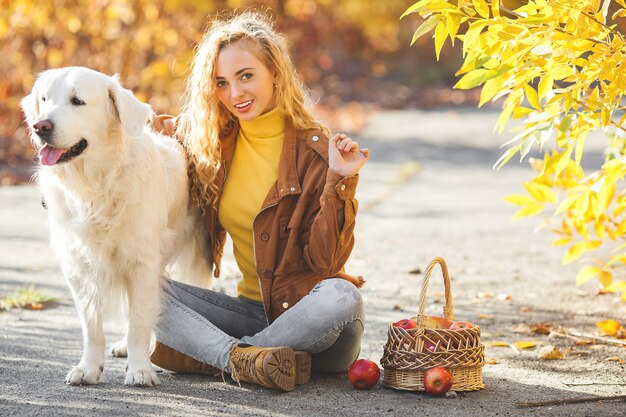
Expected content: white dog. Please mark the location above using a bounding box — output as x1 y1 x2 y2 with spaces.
21 66 212 386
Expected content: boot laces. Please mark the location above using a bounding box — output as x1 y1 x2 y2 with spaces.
228 344 262 385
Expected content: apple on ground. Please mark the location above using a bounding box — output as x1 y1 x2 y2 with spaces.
393 318 417 330
423 367 453 396
348 359 381 390
449 321 475 330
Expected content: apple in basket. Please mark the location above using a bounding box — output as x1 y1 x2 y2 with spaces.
348 359 381 390
423 367 453 396
410 315 454 329
423 341 437 353
393 318 417 330
449 321 475 330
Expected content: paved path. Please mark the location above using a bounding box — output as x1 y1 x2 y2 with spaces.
1 110 625 416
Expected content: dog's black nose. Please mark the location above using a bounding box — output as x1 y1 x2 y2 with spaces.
33 119 54 142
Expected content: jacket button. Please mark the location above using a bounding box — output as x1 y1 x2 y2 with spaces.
282 302 289 309
290 186 295 192
340 184 346 191
264 270 273 278
312 135 319 142
261 232 270 241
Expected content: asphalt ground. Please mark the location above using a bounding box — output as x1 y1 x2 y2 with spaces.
1 109 625 416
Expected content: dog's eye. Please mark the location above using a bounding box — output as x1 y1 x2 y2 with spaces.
71 97 85 106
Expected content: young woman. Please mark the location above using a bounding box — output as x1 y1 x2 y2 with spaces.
150 11 370 392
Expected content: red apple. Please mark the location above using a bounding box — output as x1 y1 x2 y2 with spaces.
348 359 380 390
423 367 453 396
449 321 474 330
411 315 454 329
423 341 436 353
393 318 417 330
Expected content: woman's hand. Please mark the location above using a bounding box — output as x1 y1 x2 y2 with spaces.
150 113 176 136
328 133 370 177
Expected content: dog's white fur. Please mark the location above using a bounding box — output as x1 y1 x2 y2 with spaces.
21 67 212 386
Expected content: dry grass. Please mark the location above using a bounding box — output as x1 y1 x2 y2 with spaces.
0 284 58 311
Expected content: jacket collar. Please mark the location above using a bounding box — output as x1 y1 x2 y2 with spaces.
219 118 302 207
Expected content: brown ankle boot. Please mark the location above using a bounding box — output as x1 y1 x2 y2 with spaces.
228 344 301 391
294 350 311 385
150 341 221 376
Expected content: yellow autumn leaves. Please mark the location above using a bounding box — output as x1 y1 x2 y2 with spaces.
596 319 623 336
404 0 626 300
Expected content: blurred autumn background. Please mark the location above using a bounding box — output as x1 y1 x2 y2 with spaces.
0 0 477 185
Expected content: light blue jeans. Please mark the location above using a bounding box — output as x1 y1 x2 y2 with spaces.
154 278 364 373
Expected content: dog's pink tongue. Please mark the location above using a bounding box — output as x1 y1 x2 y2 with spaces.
39 145 67 166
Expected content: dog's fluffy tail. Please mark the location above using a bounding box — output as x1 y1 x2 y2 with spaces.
167 208 213 288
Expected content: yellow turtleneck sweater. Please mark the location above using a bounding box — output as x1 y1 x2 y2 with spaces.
218 108 285 302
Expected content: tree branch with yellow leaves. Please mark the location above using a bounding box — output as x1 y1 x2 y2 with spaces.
403 0 626 300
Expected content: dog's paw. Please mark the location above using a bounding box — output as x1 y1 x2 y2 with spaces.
65 364 103 385
110 339 128 358
124 366 159 386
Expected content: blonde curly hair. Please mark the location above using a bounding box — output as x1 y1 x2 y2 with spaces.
177 11 321 211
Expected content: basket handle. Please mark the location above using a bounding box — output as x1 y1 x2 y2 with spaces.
415 257 454 336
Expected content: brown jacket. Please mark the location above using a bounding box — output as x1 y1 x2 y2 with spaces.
207 120 360 323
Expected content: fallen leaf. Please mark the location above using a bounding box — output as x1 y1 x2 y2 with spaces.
512 340 542 349
484 341 510 347
29 303 44 310
596 319 623 336
409 268 422 275
514 322 567 336
605 357 625 364
575 339 594 346
548 328 570 339
484 358 498 365
512 323 533 334
538 345 565 360
529 323 554 335
547 324 568 334
519 306 532 313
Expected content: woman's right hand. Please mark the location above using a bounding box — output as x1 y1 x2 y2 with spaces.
150 113 176 136
328 133 370 177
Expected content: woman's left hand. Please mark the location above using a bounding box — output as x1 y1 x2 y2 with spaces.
328 133 370 177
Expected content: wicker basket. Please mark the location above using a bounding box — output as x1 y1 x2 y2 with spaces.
380 257 485 392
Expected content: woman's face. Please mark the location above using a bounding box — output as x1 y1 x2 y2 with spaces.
215 40 276 121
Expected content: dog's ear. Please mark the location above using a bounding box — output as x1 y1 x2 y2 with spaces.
108 76 151 137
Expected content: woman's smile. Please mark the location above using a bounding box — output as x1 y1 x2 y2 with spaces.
234 99 254 113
